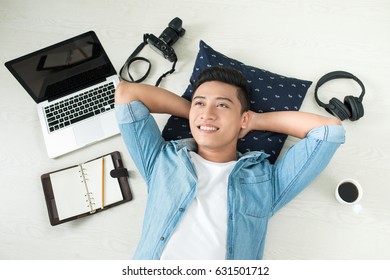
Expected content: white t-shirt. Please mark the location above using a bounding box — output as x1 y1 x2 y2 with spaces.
160 151 236 260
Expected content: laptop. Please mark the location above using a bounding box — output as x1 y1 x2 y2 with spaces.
5 31 120 158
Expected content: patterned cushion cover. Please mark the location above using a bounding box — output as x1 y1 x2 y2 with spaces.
162 40 312 163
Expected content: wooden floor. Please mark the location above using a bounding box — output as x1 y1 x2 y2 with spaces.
1 0 390 260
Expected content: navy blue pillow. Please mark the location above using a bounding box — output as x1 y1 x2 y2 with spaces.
162 40 312 163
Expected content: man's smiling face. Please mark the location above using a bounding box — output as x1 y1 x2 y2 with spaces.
189 81 249 160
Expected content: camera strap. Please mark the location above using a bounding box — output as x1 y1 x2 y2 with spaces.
119 34 177 87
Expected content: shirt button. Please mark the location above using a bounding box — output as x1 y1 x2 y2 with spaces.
179 208 184 212
160 237 165 241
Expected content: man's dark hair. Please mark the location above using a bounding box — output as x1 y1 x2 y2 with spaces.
192 67 250 113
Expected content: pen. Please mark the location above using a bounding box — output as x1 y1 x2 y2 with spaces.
101 157 105 209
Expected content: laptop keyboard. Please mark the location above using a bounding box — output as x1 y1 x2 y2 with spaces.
44 81 115 133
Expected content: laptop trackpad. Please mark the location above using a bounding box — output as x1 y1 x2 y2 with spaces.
73 119 105 146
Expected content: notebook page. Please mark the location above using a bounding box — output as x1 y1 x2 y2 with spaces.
82 155 123 210
50 165 91 220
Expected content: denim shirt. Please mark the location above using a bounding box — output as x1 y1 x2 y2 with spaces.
116 101 345 260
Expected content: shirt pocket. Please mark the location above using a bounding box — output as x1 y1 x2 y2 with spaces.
239 174 272 218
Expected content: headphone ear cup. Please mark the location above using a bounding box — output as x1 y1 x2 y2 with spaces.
344 95 364 121
327 98 351 121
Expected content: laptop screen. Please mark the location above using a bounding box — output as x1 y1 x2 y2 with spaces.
5 31 117 103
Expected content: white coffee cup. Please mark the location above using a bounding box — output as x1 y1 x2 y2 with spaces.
335 178 363 204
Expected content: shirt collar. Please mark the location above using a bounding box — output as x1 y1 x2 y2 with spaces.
171 138 270 163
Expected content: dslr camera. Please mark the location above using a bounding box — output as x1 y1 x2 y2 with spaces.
147 17 185 62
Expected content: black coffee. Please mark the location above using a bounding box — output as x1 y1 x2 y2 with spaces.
338 182 359 203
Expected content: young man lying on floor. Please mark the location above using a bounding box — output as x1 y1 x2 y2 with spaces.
115 66 345 260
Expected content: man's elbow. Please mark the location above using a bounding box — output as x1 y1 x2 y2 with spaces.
114 81 137 104
329 117 342 126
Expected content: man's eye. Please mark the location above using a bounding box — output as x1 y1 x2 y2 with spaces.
194 101 204 106
217 103 228 108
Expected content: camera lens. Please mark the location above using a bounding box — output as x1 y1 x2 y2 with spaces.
159 28 179 46
158 17 185 46
169 17 185 37
169 18 183 31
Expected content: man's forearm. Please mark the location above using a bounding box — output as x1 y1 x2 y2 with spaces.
248 111 342 139
114 81 191 119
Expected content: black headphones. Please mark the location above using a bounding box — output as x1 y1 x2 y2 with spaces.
314 71 365 121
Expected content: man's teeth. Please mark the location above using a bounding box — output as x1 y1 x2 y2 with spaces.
200 126 218 131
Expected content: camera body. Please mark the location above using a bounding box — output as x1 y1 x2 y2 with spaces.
147 17 185 62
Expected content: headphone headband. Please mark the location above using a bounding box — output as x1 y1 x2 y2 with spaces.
314 70 365 108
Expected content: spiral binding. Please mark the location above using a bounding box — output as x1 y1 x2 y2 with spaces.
78 166 96 213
